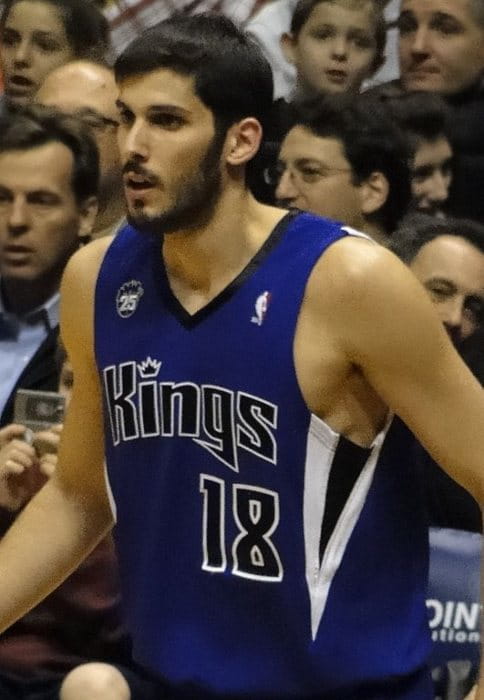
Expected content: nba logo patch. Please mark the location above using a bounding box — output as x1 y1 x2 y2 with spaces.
116 280 144 318
251 291 271 326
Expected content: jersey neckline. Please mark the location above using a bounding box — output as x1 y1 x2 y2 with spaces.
154 210 299 328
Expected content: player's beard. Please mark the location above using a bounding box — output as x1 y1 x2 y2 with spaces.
127 131 225 236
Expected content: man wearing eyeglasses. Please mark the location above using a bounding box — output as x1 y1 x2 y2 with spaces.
274 93 412 243
36 60 125 240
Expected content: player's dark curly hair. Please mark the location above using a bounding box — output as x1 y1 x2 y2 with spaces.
115 12 274 138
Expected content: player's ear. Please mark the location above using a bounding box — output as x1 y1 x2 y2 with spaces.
359 172 389 217
225 118 263 167
77 195 98 240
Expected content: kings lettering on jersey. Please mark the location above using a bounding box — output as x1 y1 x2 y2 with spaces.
102 356 278 472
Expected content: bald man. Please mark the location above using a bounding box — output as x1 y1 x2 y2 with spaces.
36 60 124 239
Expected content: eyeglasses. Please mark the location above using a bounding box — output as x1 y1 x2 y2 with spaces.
75 111 119 132
264 161 353 187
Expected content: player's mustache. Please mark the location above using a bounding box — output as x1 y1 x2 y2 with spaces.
122 160 160 186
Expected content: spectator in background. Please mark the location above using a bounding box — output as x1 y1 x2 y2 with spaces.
274 94 410 242
0 99 153 700
0 343 154 699
398 0 484 96
249 0 387 204
280 0 386 98
37 61 125 239
383 91 453 217
0 0 109 109
0 106 98 427
373 0 484 223
246 0 399 98
391 213 484 532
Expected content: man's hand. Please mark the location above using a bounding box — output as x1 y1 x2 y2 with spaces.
0 425 41 511
0 424 26 449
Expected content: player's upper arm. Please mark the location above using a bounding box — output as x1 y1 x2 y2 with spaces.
321 238 484 504
54 237 113 509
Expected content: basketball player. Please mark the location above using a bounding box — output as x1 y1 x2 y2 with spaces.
0 13 483 700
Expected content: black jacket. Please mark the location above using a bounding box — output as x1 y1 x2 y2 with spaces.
0 325 60 428
445 83 484 222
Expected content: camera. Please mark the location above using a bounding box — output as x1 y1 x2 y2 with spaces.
13 389 66 433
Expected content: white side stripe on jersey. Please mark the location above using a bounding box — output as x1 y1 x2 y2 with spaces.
103 459 117 524
303 413 392 640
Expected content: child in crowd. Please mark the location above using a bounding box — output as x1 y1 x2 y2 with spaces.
280 0 387 98
0 0 109 109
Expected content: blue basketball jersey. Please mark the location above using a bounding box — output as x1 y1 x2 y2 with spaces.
94 212 432 699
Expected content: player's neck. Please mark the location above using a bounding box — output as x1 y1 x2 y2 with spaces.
162 188 285 314
92 189 125 239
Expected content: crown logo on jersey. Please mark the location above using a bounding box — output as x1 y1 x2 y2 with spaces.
137 356 162 378
116 280 144 319
251 291 272 327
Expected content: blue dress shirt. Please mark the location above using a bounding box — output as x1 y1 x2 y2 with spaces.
0 289 60 419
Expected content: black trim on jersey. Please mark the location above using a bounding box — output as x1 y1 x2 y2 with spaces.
319 436 371 565
155 210 299 328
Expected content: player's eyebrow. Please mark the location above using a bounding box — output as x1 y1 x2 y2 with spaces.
116 100 190 118
147 104 190 116
295 157 330 168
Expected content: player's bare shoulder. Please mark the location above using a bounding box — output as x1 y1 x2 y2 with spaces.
60 236 115 352
298 235 385 334
302 234 424 339
62 235 114 292
307 235 389 305
297 228 456 401
61 236 114 306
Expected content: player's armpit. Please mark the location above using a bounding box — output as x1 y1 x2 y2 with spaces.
322 239 484 505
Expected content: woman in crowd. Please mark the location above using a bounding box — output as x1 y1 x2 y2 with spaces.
0 0 109 108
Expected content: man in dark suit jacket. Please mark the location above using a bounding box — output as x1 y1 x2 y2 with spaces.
0 105 99 429
391 213 484 534
0 104 160 700
0 328 59 427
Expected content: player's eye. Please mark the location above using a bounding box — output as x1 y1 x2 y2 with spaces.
150 113 185 130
